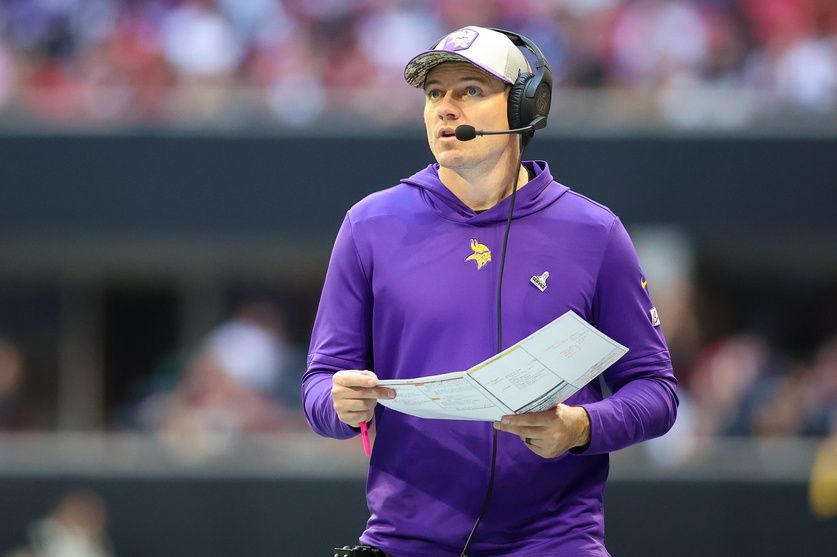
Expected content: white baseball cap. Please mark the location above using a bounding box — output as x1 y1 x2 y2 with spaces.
404 26 531 88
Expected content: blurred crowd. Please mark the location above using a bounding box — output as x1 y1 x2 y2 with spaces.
685 334 837 436
4 490 113 557
121 297 309 459
1 276 835 460
0 338 28 429
0 0 835 128
633 230 837 466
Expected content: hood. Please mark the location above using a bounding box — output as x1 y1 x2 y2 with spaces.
400 160 569 225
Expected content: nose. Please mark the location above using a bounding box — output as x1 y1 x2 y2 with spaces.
436 92 461 121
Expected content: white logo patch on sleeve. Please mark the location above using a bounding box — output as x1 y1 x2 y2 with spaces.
649 307 661 327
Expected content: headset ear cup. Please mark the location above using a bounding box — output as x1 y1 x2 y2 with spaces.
507 72 533 130
533 82 551 122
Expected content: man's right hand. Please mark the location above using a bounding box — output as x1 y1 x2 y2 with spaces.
331 370 396 427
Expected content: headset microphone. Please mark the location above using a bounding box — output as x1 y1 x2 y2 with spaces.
454 117 546 142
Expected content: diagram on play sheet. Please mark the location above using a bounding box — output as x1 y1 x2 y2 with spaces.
376 311 628 421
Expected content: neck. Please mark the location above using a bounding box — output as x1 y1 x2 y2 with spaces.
438 148 529 211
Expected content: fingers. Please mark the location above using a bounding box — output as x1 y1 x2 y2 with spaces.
493 411 553 436
496 409 553 427
518 435 554 459
336 397 378 413
332 371 396 398
493 408 576 458
333 370 379 388
331 370 396 427
493 423 546 437
333 386 396 403
333 385 396 400
340 409 376 427
521 436 543 449
333 395 377 426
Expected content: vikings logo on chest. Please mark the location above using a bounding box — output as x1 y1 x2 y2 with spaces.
465 238 492 270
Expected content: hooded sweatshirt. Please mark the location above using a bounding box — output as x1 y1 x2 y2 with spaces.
303 161 678 557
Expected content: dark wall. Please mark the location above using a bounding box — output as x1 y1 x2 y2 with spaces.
0 476 833 557
2 135 835 244
2 135 835 395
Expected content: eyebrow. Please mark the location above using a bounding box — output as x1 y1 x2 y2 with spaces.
424 74 492 90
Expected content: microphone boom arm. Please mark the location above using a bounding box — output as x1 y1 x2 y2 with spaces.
455 116 545 141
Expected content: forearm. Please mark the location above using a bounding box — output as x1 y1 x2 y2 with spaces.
303 213 373 439
577 376 678 455
302 372 358 440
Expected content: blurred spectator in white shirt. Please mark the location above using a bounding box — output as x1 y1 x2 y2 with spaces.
4 489 114 557
133 298 306 459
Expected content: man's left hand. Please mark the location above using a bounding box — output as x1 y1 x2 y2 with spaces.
493 404 591 458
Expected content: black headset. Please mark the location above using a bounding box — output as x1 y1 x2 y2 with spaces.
490 28 553 143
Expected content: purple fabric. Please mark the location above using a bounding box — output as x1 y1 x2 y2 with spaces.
302 161 678 556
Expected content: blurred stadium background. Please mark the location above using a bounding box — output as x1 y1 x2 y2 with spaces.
0 0 836 556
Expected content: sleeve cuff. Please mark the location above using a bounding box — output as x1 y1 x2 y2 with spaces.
572 402 610 455
569 405 593 455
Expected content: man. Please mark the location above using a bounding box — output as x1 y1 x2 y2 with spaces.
303 26 678 556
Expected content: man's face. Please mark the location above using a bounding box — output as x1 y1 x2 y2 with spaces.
423 62 514 171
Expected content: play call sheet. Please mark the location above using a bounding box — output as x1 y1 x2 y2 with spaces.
376 311 629 421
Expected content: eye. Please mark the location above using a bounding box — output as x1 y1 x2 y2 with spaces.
465 86 480 96
427 89 443 100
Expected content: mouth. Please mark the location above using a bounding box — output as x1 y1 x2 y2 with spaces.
438 128 457 139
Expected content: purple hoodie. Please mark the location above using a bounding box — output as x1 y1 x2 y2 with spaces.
303 161 678 556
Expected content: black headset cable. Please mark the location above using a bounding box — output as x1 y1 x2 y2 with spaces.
460 134 526 557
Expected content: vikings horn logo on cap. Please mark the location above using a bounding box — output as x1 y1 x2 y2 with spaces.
443 29 479 51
